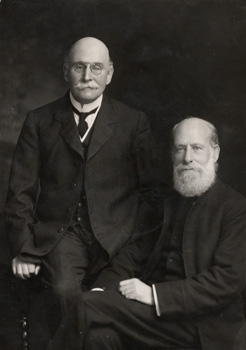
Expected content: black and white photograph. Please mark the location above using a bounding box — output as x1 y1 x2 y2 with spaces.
0 1 246 349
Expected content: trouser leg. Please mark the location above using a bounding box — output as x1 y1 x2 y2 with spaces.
82 291 200 349
48 291 201 350
46 295 125 350
84 327 125 350
39 225 92 342
40 227 90 314
42 225 108 347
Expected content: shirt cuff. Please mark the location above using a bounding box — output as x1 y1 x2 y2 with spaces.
91 288 105 291
152 284 161 317
19 253 41 264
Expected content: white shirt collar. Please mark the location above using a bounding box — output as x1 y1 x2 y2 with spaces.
69 92 103 113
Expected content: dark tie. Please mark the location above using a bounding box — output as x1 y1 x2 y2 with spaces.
71 106 98 138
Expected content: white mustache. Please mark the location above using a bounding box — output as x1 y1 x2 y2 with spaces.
176 164 204 173
75 83 97 90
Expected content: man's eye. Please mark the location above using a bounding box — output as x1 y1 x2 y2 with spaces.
92 65 101 70
176 148 185 152
74 65 84 71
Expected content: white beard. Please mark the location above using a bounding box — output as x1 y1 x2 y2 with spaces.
173 157 217 197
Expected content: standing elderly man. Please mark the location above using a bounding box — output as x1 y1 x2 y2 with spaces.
49 117 246 350
5 37 161 314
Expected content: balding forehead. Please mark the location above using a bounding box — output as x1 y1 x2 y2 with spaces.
76 37 108 49
174 118 212 138
69 37 110 61
173 118 213 146
176 117 209 130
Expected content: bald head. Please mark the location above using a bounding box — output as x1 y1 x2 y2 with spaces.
63 37 114 104
65 37 112 68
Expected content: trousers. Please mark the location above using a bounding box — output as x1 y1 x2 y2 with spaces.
48 291 201 350
40 224 108 314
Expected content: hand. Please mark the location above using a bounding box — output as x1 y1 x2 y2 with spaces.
119 278 154 305
12 256 41 280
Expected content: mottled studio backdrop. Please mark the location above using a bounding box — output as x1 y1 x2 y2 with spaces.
0 0 246 265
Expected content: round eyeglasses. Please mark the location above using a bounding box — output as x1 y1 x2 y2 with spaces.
73 63 103 76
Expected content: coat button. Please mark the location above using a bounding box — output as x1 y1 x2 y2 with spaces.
58 227 64 233
77 217 82 222
72 183 77 188
78 202 82 207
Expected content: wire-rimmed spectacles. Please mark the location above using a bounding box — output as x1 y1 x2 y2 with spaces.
73 63 103 76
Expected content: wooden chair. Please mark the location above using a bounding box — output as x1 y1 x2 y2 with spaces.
19 277 60 350
20 280 30 350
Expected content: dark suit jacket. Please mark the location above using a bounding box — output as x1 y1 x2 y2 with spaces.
5 93 161 269
93 180 246 350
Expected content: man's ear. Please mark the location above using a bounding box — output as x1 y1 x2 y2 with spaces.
63 63 69 83
106 64 114 85
213 145 220 163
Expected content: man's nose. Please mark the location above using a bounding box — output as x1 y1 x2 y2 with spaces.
184 147 193 164
82 66 92 81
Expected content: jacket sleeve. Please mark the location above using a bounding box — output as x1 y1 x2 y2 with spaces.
4 111 41 260
154 196 246 318
91 224 161 291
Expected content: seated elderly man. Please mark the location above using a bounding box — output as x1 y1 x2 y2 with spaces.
48 117 246 350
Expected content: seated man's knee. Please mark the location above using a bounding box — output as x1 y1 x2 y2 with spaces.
83 291 105 303
83 290 120 308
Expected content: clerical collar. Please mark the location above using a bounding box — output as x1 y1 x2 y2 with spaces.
69 91 102 113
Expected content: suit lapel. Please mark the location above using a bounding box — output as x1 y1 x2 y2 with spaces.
86 96 116 161
54 94 84 159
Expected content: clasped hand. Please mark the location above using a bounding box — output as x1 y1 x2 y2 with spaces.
12 256 41 280
119 278 154 305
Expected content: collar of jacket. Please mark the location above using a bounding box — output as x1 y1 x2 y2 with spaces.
54 92 117 160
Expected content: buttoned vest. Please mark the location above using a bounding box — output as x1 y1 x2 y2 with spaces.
70 124 96 245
